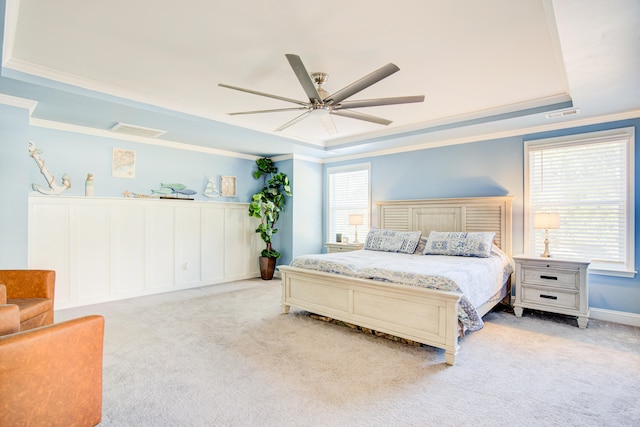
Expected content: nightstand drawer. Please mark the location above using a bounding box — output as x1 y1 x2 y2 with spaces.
521 286 579 310
521 266 579 289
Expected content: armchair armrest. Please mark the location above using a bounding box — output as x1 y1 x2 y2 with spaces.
0 304 20 336
0 284 6 304
0 270 55 300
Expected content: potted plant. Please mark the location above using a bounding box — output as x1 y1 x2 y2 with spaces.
248 158 292 280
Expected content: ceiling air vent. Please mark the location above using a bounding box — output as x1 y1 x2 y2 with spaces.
545 108 580 119
110 122 167 138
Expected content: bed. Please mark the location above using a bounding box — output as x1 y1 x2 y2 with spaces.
278 196 514 365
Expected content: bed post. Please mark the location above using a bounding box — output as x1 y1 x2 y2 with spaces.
444 297 460 366
281 271 291 314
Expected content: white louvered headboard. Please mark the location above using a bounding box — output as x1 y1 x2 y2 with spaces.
376 196 514 256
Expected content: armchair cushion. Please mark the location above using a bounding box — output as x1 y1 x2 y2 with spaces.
0 315 104 426
9 298 53 329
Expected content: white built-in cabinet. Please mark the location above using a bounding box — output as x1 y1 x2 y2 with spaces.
28 196 262 309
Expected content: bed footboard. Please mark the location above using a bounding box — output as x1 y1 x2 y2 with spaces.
279 265 462 365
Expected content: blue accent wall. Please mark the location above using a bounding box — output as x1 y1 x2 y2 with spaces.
0 104 30 267
368 136 524 254
291 158 323 259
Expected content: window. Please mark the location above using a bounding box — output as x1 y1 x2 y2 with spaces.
327 163 370 244
525 127 635 277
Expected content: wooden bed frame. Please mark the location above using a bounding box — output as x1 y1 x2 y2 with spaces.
279 196 514 365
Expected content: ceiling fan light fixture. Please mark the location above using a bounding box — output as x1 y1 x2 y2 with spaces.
219 54 424 135
311 72 330 100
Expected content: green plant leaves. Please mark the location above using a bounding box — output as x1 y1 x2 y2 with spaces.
249 158 292 258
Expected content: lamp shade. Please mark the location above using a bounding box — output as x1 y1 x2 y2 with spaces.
349 214 364 226
534 212 560 230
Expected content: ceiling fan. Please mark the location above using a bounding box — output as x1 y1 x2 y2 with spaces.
218 54 425 135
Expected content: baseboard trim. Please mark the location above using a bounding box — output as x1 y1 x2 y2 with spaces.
590 308 640 327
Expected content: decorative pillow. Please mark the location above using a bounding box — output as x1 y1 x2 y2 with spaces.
364 229 422 254
423 231 495 258
413 236 428 255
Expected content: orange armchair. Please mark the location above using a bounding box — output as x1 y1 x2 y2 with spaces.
0 269 55 330
0 313 105 426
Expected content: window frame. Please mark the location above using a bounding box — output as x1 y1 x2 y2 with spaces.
325 162 371 245
524 127 635 277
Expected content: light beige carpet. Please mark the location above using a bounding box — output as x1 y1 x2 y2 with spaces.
57 279 640 426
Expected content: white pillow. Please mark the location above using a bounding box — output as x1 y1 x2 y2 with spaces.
423 231 495 258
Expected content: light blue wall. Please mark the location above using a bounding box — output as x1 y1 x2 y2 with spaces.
323 136 524 253
0 104 30 267
368 136 524 252
28 126 259 201
273 159 293 266
291 158 323 259
323 118 640 315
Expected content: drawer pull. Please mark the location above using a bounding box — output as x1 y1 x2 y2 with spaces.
539 294 558 300
540 275 557 280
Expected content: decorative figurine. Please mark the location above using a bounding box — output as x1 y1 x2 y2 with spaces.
150 183 196 200
85 173 95 197
29 141 71 195
203 176 219 198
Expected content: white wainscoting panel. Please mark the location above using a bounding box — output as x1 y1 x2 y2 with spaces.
112 204 146 295
201 207 226 283
28 196 261 309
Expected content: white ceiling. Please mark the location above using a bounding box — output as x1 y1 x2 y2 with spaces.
1 0 639 158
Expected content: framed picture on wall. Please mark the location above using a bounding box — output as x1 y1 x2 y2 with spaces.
220 176 236 197
112 148 136 178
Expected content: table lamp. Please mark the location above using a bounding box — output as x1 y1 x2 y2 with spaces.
534 212 560 257
349 214 364 243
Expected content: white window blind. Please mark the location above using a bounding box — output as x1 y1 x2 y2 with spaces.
327 164 370 243
525 127 635 276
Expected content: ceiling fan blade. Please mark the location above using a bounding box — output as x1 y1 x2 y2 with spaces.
218 83 309 106
274 110 313 132
337 95 425 109
324 63 400 105
331 109 392 126
228 107 308 116
320 114 338 135
285 54 323 103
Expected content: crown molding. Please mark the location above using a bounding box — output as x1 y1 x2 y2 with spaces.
0 93 37 115
323 109 640 164
29 118 260 161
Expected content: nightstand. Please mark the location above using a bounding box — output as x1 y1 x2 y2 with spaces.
325 242 364 253
513 255 590 328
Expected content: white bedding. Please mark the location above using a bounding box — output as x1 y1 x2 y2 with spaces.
288 246 513 331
